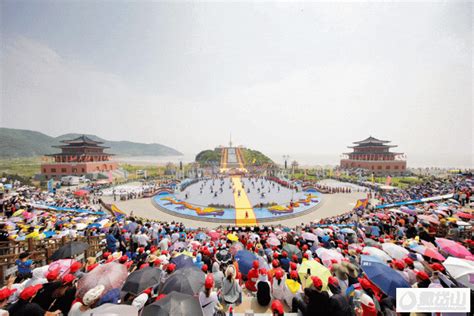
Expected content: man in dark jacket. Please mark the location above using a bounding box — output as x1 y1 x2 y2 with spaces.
328 276 354 316
292 276 330 316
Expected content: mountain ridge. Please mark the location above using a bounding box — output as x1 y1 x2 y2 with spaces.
0 128 182 158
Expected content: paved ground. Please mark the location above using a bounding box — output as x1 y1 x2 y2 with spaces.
231 176 257 226
175 177 307 208
102 190 365 228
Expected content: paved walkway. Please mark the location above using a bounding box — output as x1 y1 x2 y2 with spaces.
231 176 257 226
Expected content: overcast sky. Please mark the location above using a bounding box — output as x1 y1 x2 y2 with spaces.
1 1 472 167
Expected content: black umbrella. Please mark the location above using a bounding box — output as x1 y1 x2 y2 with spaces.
160 267 204 295
121 267 163 295
51 241 89 260
282 244 302 259
215 249 232 264
170 255 195 270
142 291 203 316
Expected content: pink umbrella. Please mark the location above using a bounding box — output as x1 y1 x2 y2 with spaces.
401 207 416 216
435 238 472 259
74 189 89 197
77 262 128 299
229 242 244 256
22 211 34 220
267 237 281 247
375 213 389 220
208 231 220 241
319 249 344 267
302 232 317 242
412 245 446 262
49 259 76 276
418 215 439 225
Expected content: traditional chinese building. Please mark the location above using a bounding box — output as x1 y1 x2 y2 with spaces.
340 136 407 175
41 135 118 179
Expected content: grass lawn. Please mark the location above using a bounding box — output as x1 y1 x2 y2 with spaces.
0 157 42 178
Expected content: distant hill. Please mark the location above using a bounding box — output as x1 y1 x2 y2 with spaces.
195 147 273 167
0 128 182 158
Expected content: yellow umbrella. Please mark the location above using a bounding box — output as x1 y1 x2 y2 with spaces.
12 209 25 217
26 231 39 239
227 233 239 242
298 260 331 290
447 217 457 223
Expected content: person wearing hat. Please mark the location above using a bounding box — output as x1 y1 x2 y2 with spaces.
68 284 105 316
414 270 431 288
271 299 284 316
199 274 223 316
222 265 242 305
245 260 259 293
256 268 271 307
0 286 16 314
292 275 329 316
271 268 286 301
8 284 60 316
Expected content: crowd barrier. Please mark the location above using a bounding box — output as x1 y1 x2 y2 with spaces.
374 194 454 209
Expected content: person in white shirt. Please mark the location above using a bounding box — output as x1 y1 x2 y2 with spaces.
199 274 222 316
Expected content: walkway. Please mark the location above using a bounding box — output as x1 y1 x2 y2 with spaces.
231 176 257 226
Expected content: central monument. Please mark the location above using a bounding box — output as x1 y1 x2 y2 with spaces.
220 134 247 173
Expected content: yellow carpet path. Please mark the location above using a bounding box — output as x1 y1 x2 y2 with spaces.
231 176 257 226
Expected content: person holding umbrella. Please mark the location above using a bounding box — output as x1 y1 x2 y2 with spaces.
199 274 223 316
292 275 329 316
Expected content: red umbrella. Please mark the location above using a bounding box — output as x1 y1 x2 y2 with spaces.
207 230 220 241
412 245 446 262
74 189 89 197
455 212 473 220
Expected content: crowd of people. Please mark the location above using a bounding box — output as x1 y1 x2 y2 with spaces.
0 174 472 316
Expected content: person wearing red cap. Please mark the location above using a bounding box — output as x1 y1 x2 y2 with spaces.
280 251 290 272
415 270 431 288
271 299 284 316
0 287 16 311
272 268 286 301
201 264 208 273
327 275 352 316
245 260 259 292
256 268 271 307
199 274 223 316
9 284 60 316
292 275 330 316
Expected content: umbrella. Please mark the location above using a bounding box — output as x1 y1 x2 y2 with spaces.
208 230 220 241
417 215 439 225
455 212 473 220
77 262 128 299
195 232 207 241
74 189 89 197
319 249 344 267
314 228 325 237
229 242 244 256
215 250 232 264
360 255 410 298
340 228 356 235
400 207 416 216
443 257 474 289
170 255 195 270
435 238 472 259
362 247 391 263
298 260 331 289
90 303 138 316
302 232 317 242
234 250 257 276
160 267 205 295
227 233 239 242
363 238 380 247
48 259 76 276
51 241 89 260
267 237 281 247
282 244 302 259
142 291 203 316
122 267 163 295
169 242 188 252
381 243 409 260
411 245 446 261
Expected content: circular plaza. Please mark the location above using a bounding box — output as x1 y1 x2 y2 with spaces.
152 176 322 225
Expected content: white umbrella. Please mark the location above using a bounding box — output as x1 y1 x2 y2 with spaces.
90 303 138 316
302 232 318 242
443 257 474 289
381 243 409 260
362 246 392 263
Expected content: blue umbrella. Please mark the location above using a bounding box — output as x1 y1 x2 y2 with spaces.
43 231 56 238
360 255 410 298
341 228 356 234
195 232 207 241
88 223 101 228
171 255 195 270
234 250 257 277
